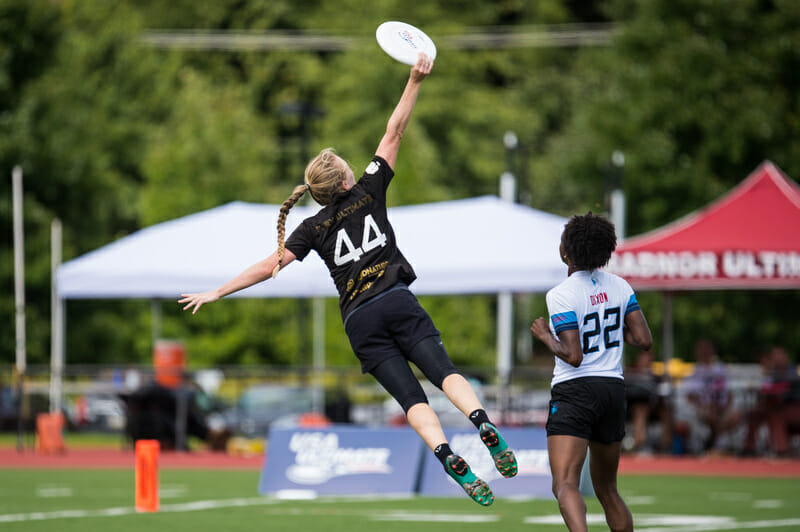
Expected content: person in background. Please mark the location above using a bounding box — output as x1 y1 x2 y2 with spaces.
624 350 672 454
179 54 516 506
681 339 740 454
741 347 775 456
763 346 800 456
531 212 652 532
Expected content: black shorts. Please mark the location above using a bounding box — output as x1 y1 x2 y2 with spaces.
344 285 440 374
546 377 626 443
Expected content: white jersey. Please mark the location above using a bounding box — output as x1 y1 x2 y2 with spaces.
545 269 641 387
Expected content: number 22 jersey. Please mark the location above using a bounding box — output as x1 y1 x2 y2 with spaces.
545 269 641 387
285 155 416 321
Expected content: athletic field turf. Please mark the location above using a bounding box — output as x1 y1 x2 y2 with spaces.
0 467 797 531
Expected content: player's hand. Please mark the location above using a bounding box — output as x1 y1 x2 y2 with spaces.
178 291 220 314
410 52 433 83
530 317 551 342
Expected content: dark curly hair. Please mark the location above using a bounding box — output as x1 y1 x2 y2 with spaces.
562 212 617 271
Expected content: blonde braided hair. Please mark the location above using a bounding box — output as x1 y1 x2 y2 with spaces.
273 148 349 278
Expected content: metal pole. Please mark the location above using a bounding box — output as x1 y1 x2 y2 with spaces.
151 299 163 348
662 292 674 366
13 166 26 451
497 135 517 420
312 297 326 413
50 219 64 414
609 150 626 241
13 166 26 376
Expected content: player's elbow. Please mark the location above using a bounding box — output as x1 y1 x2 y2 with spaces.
384 126 404 144
566 351 583 368
632 330 653 351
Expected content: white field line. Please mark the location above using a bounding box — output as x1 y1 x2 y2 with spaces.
524 513 800 531
0 497 276 523
370 511 499 523
636 518 800 532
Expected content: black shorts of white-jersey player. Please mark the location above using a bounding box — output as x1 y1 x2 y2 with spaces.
179 54 516 507
530 212 653 532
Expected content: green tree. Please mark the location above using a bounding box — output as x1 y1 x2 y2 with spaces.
532 0 800 360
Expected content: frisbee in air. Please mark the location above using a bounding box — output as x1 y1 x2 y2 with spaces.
376 21 437 65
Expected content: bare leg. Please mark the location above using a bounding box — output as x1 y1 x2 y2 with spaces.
441 373 483 417
630 402 649 451
548 435 589 532
406 402 448 451
589 440 633 532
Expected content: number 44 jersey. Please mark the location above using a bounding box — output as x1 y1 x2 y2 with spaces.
286 156 417 320
545 269 642 387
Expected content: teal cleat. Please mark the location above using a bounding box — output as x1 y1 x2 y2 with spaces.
444 454 494 506
479 422 518 478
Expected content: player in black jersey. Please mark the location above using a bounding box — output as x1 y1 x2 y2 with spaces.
179 54 516 506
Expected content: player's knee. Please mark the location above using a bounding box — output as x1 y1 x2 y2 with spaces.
552 479 580 500
409 336 457 389
399 393 428 414
592 481 619 503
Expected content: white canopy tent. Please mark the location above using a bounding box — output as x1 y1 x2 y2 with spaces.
58 196 568 298
53 195 568 413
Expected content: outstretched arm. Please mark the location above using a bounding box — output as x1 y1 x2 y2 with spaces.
179 249 297 314
375 53 433 169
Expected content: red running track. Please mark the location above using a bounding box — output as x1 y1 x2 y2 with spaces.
1 447 798 477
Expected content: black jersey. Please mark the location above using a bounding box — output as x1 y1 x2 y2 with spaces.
285 156 417 320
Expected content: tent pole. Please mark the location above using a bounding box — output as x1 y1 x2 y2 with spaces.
662 292 674 363
497 159 517 422
661 292 675 423
151 299 162 348
312 297 325 414
497 292 512 421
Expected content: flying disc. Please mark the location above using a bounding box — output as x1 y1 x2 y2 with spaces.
376 21 437 66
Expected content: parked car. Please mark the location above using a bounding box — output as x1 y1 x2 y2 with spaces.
211 384 315 438
68 393 126 432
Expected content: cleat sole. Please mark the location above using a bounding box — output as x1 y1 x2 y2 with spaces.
479 423 519 478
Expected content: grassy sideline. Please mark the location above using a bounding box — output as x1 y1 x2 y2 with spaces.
0 431 215 450
0 431 124 449
0 469 797 532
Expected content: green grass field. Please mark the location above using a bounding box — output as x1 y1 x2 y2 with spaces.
0 468 797 531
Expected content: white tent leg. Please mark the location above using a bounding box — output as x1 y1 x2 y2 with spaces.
312 297 326 414
497 292 513 421
662 292 674 363
151 299 162 348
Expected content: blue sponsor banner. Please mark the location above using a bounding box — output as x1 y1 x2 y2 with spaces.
418 427 553 499
259 426 424 497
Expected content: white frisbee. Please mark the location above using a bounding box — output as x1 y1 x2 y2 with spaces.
376 21 437 66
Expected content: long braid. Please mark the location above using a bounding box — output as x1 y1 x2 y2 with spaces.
273 148 348 278
273 185 307 278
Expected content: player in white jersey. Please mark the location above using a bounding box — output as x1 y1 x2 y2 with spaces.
531 212 652 532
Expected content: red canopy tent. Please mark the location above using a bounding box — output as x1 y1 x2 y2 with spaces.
608 161 800 290
606 161 800 359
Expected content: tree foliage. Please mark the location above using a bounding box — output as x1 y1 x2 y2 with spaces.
1 0 799 371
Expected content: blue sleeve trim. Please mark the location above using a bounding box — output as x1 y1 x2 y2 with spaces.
551 311 578 334
625 294 641 315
